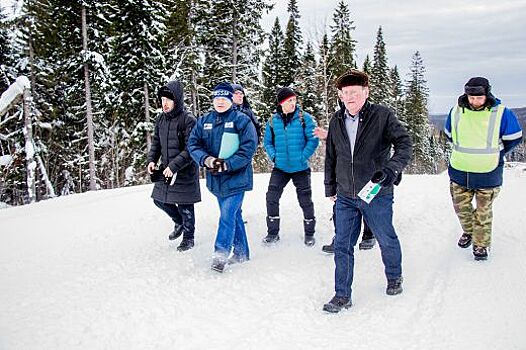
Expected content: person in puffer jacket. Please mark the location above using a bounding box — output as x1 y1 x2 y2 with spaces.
147 80 201 252
262 87 319 247
187 82 257 273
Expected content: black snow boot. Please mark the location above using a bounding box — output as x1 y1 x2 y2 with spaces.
322 238 335 254
473 246 488 261
303 218 316 246
262 234 280 244
458 233 472 248
211 257 227 273
386 276 404 296
177 238 194 252
168 224 184 241
322 296 352 313
358 237 376 250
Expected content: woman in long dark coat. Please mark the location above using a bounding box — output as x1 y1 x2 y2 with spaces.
147 80 201 252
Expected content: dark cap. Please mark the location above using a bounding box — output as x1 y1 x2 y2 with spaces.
336 69 369 89
276 87 296 105
464 77 491 96
158 86 175 100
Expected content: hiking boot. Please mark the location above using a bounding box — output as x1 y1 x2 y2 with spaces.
177 238 194 252
211 257 227 273
168 224 184 241
386 276 404 296
458 233 472 248
304 235 316 247
227 255 249 265
358 237 376 250
322 238 335 254
262 234 280 244
322 296 352 313
473 246 488 261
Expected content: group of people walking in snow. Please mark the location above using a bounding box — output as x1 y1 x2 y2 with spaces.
146 69 522 313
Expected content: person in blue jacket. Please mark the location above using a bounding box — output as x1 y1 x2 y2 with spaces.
262 87 319 246
187 82 257 273
444 77 522 261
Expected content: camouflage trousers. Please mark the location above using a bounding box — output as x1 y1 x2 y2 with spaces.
450 182 500 248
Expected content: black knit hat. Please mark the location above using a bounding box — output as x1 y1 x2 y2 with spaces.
158 86 175 100
464 77 491 96
276 87 296 105
336 69 369 89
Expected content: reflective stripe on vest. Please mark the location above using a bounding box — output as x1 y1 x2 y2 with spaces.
450 105 504 173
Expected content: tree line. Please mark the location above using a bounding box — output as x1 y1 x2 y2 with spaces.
1 0 444 206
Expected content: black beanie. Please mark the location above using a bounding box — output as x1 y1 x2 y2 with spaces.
464 77 491 96
336 69 369 89
276 87 296 105
158 86 175 100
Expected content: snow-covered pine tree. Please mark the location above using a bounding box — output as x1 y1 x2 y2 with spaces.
362 54 372 76
164 0 203 116
0 5 13 92
316 33 332 123
389 65 404 118
402 51 436 174
328 0 356 112
369 26 391 107
297 41 321 120
261 17 286 122
282 0 302 86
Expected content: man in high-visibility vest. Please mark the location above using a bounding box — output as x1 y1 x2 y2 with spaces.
444 77 523 261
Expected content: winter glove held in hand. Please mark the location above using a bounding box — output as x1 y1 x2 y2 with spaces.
204 156 216 169
371 168 396 187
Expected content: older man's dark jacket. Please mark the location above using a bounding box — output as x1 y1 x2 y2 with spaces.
324 101 412 198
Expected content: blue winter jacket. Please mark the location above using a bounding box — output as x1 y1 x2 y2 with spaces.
444 96 523 189
263 107 319 173
188 107 257 198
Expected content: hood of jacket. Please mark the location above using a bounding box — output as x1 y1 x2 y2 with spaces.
158 80 186 117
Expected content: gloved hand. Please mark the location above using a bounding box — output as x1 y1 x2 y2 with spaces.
371 168 396 187
213 158 227 173
204 156 216 169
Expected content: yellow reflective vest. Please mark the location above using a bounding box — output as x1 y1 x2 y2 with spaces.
450 105 504 173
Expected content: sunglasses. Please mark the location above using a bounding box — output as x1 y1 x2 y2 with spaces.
464 85 486 96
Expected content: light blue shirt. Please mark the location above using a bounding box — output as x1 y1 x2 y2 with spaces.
344 110 360 154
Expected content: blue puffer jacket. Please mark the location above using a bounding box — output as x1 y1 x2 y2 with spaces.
188 107 257 198
444 96 523 189
263 107 319 173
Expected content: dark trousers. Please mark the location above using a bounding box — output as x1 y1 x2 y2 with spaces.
153 200 195 239
332 204 374 240
266 167 315 235
334 193 402 298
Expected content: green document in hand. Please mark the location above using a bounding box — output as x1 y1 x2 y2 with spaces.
218 132 239 159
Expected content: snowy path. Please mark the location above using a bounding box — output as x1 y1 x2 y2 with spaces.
1 171 526 349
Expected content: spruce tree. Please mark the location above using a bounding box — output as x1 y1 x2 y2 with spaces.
0 5 13 92
403 51 436 174
282 0 302 86
362 54 372 76
297 41 321 119
317 33 332 123
389 65 404 117
369 26 391 106
261 17 285 121
328 0 356 112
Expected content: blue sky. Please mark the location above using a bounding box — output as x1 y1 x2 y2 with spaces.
263 0 526 113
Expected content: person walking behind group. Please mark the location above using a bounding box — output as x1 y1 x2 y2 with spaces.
262 87 319 246
232 83 262 144
322 70 412 313
147 80 201 252
188 82 257 273
445 77 522 261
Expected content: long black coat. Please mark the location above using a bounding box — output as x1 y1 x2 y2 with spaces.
324 101 412 198
148 81 201 204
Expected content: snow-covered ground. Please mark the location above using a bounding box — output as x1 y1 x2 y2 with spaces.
1 170 526 349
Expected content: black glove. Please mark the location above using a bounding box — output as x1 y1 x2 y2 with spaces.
371 168 396 187
150 168 172 184
393 172 402 186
